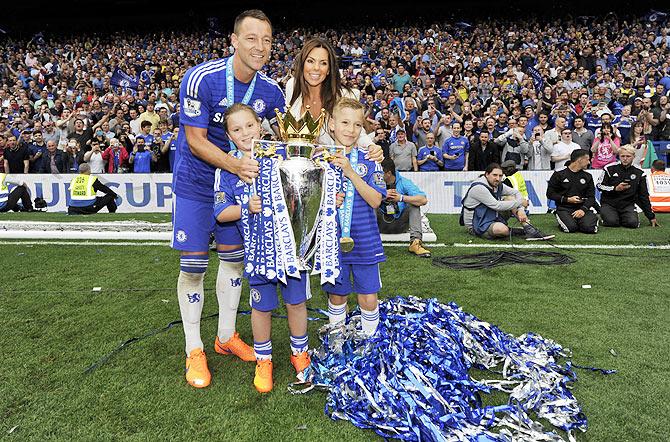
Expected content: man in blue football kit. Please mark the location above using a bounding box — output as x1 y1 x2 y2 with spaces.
442 122 470 171
171 9 286 388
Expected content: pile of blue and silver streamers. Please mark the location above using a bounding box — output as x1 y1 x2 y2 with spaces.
298 296 610 442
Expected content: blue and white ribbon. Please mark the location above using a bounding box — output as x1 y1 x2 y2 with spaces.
271 157 299 282
295 296 615 441
312 158 340 285
338 147 358 243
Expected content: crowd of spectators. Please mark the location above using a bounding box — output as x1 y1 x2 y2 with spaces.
0 13 669 176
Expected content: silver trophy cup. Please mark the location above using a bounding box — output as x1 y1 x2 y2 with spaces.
279 142 325 270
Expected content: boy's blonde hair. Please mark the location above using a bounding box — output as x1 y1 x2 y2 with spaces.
222 103 260 132
332 97 365 121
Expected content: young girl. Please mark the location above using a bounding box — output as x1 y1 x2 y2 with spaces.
213 103 311 394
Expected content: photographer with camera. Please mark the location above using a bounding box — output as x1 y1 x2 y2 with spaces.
101 138 130 173
527 126 553 170
494 120 528 170
377 158 431 257
547 149 599 234
83 139 105 173
129 137 157 173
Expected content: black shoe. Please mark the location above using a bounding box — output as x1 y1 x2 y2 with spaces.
547 208 556 214
510 227 526 237
523 224 555 241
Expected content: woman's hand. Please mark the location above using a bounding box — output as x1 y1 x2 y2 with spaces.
366 143 384 162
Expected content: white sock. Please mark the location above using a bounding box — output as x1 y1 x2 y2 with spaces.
216 251 244 342
177 270 205 354
328 300 347 325
360 306 380 336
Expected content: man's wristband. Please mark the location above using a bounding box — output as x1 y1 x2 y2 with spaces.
399 194 404 202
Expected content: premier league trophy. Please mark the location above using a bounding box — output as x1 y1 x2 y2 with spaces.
245 107 341 285
274 107 327 269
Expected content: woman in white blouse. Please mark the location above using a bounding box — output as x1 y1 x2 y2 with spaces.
284 37 383 160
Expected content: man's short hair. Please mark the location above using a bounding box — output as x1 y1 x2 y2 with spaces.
652 159 666 171
570 149 590 162
140 120 152 129
381 158 396 175
234 9 272 34
78 163 91 174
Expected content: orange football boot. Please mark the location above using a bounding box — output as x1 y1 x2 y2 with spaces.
290 351 311 375
254 359 273 393
185 348 211 388
214 332 256 362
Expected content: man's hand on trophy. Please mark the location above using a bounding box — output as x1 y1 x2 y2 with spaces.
336 192 345 208
248 195 262 214
366 143 385 163
331 152 355 178
234 157 260 183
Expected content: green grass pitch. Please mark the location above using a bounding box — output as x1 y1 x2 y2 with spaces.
1 214 669 440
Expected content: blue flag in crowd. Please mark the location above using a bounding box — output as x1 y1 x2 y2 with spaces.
110 67 139 90
389 97 406 121
526 66 544 92
647 9 668 23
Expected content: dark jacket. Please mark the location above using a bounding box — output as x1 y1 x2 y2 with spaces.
546 167 597 211
39 150 66 173
597 162 654 220
468 139 501 171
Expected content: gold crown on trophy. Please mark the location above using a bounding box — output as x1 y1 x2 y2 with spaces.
274 107 326 143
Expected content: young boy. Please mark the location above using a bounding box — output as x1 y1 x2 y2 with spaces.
213 103 311 393
325 98 387 336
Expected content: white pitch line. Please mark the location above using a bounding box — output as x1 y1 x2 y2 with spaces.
451 242 670 250
0 240 170 246
1 240 667 251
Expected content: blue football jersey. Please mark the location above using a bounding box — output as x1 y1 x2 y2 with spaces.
173 57 286 202
339 150 387 264
442 136 469 171
213 167 249 230
417 146 443 171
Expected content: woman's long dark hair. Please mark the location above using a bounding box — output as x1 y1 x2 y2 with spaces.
289 37 350 115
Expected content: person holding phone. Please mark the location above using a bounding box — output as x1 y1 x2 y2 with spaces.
596 145 659 228
546 149 599 234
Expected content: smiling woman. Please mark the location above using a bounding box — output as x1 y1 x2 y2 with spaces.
285 38 377 150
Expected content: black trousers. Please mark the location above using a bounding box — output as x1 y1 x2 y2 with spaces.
0 186 33 212
600 203 639 228
68 194 117 215
555 208 598 234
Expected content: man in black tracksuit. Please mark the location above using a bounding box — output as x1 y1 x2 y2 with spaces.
546 149 599 234
596 145 659 228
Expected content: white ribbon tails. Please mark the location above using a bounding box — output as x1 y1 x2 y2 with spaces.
312 162 340 285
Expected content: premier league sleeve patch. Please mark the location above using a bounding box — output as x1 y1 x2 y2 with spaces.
183 97 202 117
215 191 227 205
373 171 385 186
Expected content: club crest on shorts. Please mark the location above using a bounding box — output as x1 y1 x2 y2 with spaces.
356 163 368 176
253 99 266 113
250 288 261 303
176 230 188 243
